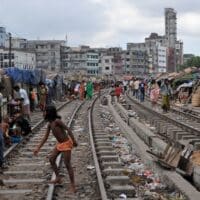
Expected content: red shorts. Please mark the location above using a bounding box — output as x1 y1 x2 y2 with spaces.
56 138 73 151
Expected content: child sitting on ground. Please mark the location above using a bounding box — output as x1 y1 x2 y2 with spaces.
9 111 23 143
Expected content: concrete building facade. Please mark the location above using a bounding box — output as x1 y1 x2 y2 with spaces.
5 37 27 49
126 8 183 75
27 40 65 71
0 27 6 47
100 55 113 75
126 43 149 75
0 48 36 69
61 46 87 73
165 8 184 72
86 51 99 75
165 8 177 48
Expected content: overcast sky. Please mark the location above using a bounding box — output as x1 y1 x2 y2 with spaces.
0 0 200 55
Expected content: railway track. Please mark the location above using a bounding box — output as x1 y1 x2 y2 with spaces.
0 100 81 200
109 94 200 200
3 101 67 158
2 91 199 200
145 94 200 122
126 92 200 148
88 94 193 199
89 96 136 199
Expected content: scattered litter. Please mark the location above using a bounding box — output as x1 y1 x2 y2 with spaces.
73 128 84 132
100 106 186 200
87 165 95 170
80 143 88 146
119 193 127 199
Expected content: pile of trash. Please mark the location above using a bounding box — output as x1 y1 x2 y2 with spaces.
101 110 186 200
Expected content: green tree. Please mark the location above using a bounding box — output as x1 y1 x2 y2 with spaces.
186 56 200 68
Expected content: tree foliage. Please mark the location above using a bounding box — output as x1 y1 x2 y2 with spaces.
186 56 200 68
178 56 200 71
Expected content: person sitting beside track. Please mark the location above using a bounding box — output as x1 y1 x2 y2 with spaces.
9 110 32 143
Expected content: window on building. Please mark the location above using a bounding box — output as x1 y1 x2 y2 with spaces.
0 53 3 61
105 59 109 63
4 54 8 59
4 62 8 67
105 66 110 70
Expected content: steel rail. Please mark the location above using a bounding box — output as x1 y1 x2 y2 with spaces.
88 96 108 200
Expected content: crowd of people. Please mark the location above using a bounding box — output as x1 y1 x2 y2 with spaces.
0 75 185 194
65 80 103 101
0 78 103 191
111 77 173 113
0 79 104 170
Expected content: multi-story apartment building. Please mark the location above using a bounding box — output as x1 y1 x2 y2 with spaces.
0 48 36 69
157 43 167 73
100 55 113 75
27 40 65 71
61 46 87 73
126 43 149 75
145 34 167 73
165 8 183 72
0 27 7 47
175 40 184 68
107 47 123 75
86 50 99 75
5 37 27 49
165 8 177 48
61 46 100 75
126 8 183 75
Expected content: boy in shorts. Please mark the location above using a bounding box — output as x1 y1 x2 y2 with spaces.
33 105 77 193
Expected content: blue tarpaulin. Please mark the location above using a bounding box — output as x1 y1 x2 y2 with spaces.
4 67 46 85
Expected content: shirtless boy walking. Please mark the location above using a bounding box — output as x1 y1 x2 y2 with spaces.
33 105 77 193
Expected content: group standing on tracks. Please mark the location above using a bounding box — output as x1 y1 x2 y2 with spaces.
0 78 102 172
0 72 199 199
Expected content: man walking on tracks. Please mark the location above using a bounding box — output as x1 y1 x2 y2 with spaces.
33 105 78 193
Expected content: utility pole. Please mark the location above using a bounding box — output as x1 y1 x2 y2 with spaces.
8 32 12 67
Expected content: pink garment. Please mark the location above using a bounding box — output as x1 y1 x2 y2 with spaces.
150 88 160 103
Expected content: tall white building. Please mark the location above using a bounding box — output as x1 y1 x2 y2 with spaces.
86 51 99 75
165 8 177 48
164 8 184 72
0 48 36 69
157 42 167 73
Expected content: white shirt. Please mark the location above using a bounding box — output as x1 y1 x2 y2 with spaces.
19 88 30 105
